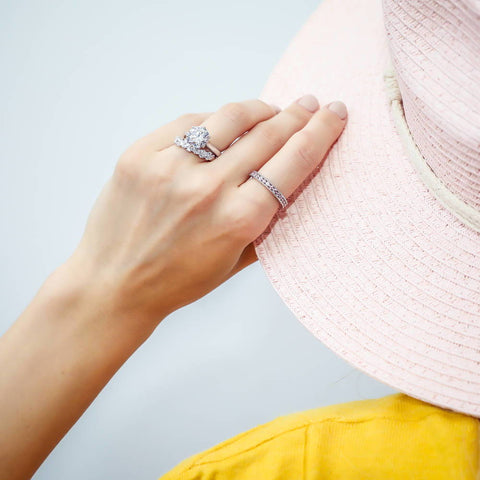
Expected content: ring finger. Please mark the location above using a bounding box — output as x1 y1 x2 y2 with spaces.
162 99 280 164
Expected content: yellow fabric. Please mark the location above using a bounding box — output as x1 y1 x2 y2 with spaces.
159 393 480 479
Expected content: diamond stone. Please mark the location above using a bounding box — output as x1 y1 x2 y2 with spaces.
175 131 215 160
185 126 210 149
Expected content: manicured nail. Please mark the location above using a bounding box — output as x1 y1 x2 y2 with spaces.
326 100 347 119
270 104 282 113
295 94 319 112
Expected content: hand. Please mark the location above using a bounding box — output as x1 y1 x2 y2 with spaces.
66 95 348 327
0 95 347 479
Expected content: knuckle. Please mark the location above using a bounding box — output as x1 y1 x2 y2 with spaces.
291 130 319 169
220 102 251 124
114 150 140 182
255 122 284 149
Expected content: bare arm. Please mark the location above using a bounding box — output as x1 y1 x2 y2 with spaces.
0 257 161 480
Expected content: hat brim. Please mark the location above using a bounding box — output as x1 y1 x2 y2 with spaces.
255 0 480 417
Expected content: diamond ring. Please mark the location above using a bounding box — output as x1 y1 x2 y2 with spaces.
174 126 221 161
248 170 288 209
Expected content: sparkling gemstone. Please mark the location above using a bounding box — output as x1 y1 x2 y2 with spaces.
185 126 210 148
175 130 215 160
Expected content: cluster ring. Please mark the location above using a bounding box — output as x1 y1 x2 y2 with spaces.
174 125 221 161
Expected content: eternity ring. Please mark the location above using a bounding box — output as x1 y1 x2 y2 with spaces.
174 126 221 161
249 170 288 209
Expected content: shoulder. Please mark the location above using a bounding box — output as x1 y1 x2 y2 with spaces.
159 393 480 480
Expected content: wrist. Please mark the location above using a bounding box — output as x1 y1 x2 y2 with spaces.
0 253 158 479
39 253 162 350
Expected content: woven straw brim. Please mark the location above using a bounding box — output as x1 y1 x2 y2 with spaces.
255 0 480 418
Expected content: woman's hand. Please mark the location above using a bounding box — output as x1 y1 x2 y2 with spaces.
0 94 347 479
66 95 348 328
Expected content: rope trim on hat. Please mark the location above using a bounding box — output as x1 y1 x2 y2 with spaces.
383 63 480 234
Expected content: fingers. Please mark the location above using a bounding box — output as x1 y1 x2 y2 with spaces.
158 99 280 167
117 98 280 175
149 99 280 168
206 94 320 183
238 101 348 218
198 99 280 152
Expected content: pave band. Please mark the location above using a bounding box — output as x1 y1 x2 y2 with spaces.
248 170 288 209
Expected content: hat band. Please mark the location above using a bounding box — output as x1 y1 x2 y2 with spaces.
383 64 480 234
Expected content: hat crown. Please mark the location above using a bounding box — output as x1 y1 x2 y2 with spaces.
382 0 480 215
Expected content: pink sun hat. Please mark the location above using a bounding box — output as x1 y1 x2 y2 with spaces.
255 0 480 418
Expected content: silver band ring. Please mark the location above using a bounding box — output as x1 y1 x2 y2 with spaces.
248 170 288 209
174 126 221 161
205 142 221 157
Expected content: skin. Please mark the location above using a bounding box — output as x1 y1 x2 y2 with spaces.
0 95 347 479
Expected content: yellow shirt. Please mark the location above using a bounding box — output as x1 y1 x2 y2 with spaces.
159 393 480 479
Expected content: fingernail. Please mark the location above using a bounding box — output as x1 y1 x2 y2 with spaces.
326 100 347 120
270 104 282 114
295 94 319 112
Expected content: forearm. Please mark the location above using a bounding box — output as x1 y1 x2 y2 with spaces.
0 259 162 480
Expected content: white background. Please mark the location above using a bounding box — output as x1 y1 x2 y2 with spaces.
0 1 395 478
